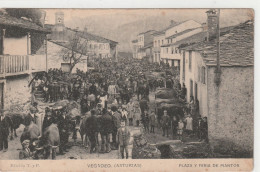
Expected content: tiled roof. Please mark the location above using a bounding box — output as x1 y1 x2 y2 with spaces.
138 30 157 35
0 14 50 33
165 27 199 39
72 29 118 45
180 21 254 67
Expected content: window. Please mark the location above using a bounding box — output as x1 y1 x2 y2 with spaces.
162 40 164 45
171 39 173 43
201 66 206 84
172 47 174 54
168 39 170 44
166 48 168 53
158 40 160 46
154 40 157 47
189 51 192 71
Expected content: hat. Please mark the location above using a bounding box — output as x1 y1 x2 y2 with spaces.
22 140 30 146
29 106 36 112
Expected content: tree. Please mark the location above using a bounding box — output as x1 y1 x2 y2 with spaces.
61 31 89 73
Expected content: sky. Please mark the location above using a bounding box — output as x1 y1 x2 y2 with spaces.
44 9 253 27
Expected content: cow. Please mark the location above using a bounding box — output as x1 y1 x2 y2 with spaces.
79 112 91 148
6 113 25 140
36 124 60 159
20 123 41 152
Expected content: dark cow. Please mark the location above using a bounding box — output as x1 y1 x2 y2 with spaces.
37 124 60 159
6 113 25 140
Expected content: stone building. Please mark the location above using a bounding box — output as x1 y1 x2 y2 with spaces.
160 20 202 68
0 11 50 111
179 15 254 157
45 11 118 72
135 30 156 59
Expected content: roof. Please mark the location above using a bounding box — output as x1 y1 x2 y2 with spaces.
152 21 179 37
48 40 88 55
0 14 50 33
138 30 156 35
165 28 199 39
180 21 254 67
161 31 207 48
72 29 118 45
47 24 118 45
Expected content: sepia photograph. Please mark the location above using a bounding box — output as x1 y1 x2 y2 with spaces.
0 7 255 171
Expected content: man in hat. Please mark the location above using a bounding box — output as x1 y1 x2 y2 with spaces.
57 108 69 155
110 106 121 149
19 140 32 159
24 106 37 126
0 109 9 152
99 108 113 153
86 110 99 153
160 110 170 137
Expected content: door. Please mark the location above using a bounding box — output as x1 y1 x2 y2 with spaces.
195 82 198 101
0 83 4 110
190 79 193 99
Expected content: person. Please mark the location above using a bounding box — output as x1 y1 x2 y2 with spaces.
24 106 37 126
99 108 113 153
126 99 134 126
80 95 89 115
42 108 54 132
110 106 121 149
160 110 170 137
197 117 203 141
85 110 99 153
117 120 131 159
143 110 149 133
0 110 9 152
57 108 69 155
133 104 141 127
89 83 97 96
121 107 128 125
177 118 184 140
181 83 187 99
149 110 156 133
171 116 179 139
19 140 33 160
185 114 193 136
201 117 208 143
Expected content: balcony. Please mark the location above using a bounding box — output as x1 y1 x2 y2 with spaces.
0 55 29 77
0 54 47 78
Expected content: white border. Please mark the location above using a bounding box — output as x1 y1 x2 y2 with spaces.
0 0 259 171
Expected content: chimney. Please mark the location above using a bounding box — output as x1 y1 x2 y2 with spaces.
38 10 46 27
206 9 218 41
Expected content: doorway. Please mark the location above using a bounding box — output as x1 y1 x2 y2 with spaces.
0 83 4 110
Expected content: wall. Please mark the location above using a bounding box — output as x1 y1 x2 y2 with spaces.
207 66 254 156
4 75 31 111
47 41 88 73
182 51 208 117
165 20 201 38
4 36 28 55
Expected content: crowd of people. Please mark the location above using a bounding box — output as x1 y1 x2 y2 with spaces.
0 56 208 159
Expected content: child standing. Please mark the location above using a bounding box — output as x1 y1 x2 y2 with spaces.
117 121 131 159
149 110 156 133
177 119 184 140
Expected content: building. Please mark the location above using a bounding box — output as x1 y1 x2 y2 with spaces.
0 10 50 111
135 30 156 59
131 39 138 59
160 20 202 68
46 12 118 72
179 10 253 156
152 20 177 64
